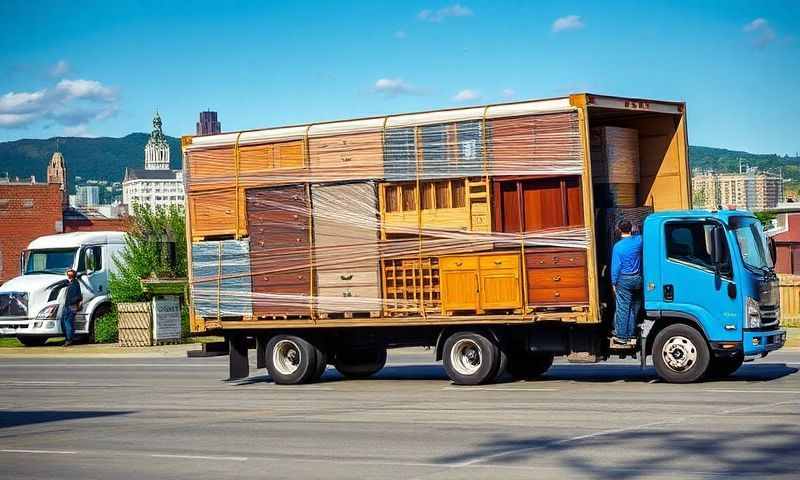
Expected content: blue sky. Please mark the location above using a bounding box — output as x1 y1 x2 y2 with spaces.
0 0 798 154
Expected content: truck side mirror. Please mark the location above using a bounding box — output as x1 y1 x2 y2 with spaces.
711 226 724 265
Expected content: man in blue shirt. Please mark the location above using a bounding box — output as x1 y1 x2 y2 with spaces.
610 221 643 345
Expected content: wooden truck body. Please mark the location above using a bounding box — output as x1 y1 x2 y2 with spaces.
182 93 692 384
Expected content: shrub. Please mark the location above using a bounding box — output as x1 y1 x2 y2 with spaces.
94 311 118 343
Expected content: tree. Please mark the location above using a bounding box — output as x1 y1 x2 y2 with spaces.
108 204 186 303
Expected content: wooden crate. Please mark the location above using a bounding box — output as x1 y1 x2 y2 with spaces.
309 132 383 182
117 302 152 347
188 187 246 241
379 177 490 236
440 252 522 314
382 257 440 315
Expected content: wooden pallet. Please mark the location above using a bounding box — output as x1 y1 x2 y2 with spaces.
317 310 381 320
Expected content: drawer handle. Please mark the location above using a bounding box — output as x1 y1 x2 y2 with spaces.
569 257 575 262
456 261 463 267
554 291 561 297
298 275 305 280
552 256 559 263
340 274 353 280
293 214 299 219
494 260 502 266
341 155 352 162
552 275 561 282
263 276 269 281
538 260 544 264
342 290 352 297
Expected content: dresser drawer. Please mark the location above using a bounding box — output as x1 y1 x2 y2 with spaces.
526 250 586 268
528 286 588 304
317 269 379 288
528 266 587 289
252 270 311 288
440 256 479 271
250 230 309 250
316 285 382 312
479 254 519 270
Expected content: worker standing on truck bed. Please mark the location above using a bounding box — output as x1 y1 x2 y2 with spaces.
61 268 82 347
611 221 643 345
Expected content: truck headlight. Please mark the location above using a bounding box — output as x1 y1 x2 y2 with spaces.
35 304 59 321
746 297 761 329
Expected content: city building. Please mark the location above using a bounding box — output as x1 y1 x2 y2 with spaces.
122 112 185 211
691 167 783 211
196 110 221 136
76 185 101 207
46 150 68 206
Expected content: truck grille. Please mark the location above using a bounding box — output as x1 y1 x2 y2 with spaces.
0 292 28 317
760 304 780 328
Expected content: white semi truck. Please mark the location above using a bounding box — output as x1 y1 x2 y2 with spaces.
0 231 126 346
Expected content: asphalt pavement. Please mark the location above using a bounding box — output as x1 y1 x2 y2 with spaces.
1 348 799 479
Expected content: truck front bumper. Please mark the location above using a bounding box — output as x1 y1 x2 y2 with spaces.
743 328 786 356
0 319 60 336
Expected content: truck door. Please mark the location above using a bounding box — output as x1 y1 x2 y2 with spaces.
76 245 107 332
659 220 740 341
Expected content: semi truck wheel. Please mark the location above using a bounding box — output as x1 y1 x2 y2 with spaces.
652 324 710 383
442 331 500 385
265 335 322 385
508 353 554 379
334 347 387 379
707 356 744 379
17 335 48 347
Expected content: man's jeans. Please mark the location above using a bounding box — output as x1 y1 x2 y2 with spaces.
614 274 642 341
61 306 76 342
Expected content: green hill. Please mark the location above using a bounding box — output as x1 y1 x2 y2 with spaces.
0 135 796 193
0 133 182 193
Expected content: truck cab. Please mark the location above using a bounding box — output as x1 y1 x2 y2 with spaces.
0 231 126 346
641 210 786 382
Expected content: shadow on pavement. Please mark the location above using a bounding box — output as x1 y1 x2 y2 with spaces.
432 423 800 479
0 410 134 429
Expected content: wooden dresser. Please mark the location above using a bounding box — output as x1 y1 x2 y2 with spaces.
440 252 522 314
525 248 588 305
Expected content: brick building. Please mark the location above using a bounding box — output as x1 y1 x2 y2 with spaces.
0 181 64 283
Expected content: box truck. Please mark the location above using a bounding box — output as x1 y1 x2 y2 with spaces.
181 93 785 384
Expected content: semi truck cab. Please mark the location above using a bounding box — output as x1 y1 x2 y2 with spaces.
640 210 785 382
0 232 126 346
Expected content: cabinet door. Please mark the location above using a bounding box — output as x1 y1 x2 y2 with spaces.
480 270 522 309
441 270 479 312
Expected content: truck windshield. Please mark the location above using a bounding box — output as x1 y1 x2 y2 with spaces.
23 249 77 274
729 216 773 270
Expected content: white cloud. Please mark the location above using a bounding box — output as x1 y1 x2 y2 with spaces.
0 78 119 129
49 60 70 77
62 124 94 137
374 78 416 96
501 88 515 98
394 30 407 39
552 15 584 33
743 18 776 47
453 89 480 102
418 4 473 22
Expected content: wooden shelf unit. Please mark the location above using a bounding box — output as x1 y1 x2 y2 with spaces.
381 257 441 316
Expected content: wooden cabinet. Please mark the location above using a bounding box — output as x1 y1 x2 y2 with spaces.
525 248 588 306
309 132 383 182
188 187 247 241
312 182 381 315
440 253 522 314
246 185 312 316
379 177 490 235
488 112 582 177
493 176 583 233
382 257 441 315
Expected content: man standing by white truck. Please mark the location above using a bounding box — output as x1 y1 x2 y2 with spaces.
61 268 83 347
0 231 126 346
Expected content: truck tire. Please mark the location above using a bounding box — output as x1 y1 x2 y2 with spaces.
17 335 48 347
508 353 554 379
652 324 710 383
442 330 500 385
334 348 387 379
265 335 321 385
707 356 744 379
311 348 329 382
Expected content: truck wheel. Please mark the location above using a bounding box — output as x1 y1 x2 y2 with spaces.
707 356 744 379
17 335 48 347
652 324 710 383
442 331 500 385
508 353 554 379
311 348 329 382
334 348 387 379
266 335 321 385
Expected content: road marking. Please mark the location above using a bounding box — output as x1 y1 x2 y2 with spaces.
0 363 223 367
151 454 248 461
442 386 559 392
0 449 77 455
705 389 800 394
0 381 79 385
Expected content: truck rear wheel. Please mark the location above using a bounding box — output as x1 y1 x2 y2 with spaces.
652 324 710 383
334 347 387 379
508 353 554 379
265 335 322 385
17 335 48 347
442 331 500 385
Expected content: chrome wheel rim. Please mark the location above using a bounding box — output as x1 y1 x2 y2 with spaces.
661 335 698 373
273 340 301 376
450 339 483 376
